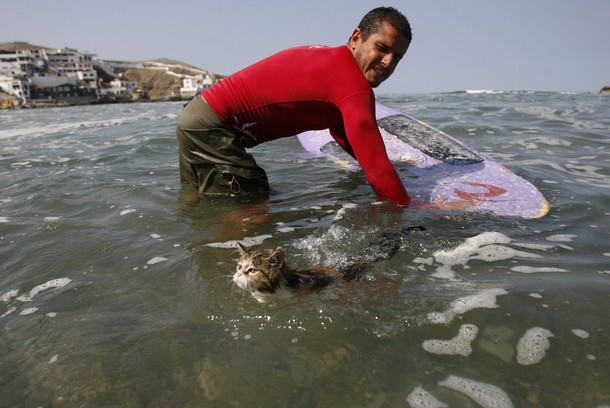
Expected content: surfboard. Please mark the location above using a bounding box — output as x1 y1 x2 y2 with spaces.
296 102 550 219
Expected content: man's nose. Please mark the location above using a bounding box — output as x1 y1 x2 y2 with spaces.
381 53 396 68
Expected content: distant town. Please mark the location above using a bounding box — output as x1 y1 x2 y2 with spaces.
0 42 222 109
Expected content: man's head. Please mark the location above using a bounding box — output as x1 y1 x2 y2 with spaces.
348 7 412 88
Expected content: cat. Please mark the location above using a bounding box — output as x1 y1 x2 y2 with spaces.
233 243 365 297
231 227 421 299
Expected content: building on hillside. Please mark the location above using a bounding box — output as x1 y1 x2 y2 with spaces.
104 60 144 71
0 48 48 78
30 72 77 87
99 77 138 99
0 74 29 102
46 48 98 89
179 73 216 98
0 46 105 103
31 82 98 100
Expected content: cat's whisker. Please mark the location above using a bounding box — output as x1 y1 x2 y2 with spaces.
209 273 232 282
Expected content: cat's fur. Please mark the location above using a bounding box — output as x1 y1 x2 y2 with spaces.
233 243 365 296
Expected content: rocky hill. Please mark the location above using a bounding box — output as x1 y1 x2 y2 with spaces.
120 58 222 101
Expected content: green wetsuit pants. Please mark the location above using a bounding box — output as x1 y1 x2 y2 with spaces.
176 93 270 197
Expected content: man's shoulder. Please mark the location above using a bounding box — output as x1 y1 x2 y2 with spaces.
279 44 348 57
281 45 361 77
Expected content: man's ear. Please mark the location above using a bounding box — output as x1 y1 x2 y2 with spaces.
348 28 363 50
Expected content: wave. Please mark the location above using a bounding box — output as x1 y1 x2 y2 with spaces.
464 89 506 95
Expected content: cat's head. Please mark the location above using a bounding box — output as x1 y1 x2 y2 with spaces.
234 243 286 293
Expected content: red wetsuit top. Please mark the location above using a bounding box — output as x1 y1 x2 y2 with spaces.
202 45 411 206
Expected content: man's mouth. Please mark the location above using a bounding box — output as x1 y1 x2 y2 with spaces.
373 66 388 79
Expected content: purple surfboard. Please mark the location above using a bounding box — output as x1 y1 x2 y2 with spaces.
296 102 549 219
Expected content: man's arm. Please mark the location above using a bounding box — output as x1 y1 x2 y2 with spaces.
334 94 411 206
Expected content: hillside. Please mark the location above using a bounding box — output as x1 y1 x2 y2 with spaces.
120 58 223 101
0 41 55 52
0 42 223 103
122 68 182 101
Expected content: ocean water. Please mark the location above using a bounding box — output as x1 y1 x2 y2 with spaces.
0 91 608 407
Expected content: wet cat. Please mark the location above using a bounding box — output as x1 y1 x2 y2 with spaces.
232 228 423 299
233 243 365 297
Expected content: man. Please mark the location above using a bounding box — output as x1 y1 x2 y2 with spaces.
176 7 412 206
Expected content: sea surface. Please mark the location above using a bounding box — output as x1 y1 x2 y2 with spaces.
1 91 608 407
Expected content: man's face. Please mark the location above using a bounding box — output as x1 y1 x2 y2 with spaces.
349 21 410 88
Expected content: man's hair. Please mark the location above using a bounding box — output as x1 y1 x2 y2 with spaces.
358 7 412 44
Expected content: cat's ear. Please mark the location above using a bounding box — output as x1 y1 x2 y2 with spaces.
237 242 248 256
268 249 285 265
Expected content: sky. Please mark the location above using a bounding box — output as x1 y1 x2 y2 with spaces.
3 0 610 94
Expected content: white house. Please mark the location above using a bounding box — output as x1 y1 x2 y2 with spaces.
0 74 29 101
99 77 138 98
47 48 98 87
0 48 48 77
179 73 216 98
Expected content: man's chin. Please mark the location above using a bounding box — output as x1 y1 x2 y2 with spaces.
369 79 383 88
367 74 386 88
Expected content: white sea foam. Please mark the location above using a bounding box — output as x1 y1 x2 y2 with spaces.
413 257 434 266
16 278 72 302
205 234 273 249
471 245 543 263
432 232 550 280
516 327 554 365
333 202 358 221
427 288 507 324
1 289 19 302
422 323 479 356
120 208 137 216
19 307 39 315
0 216 9 223
0 307 17 318
147 257 168 265
571 329 590 339
546 234 577 242
465 89 505 94
439 375 513 408
277 227 295 233
406 386 448 408
510 266 568 273
432 232 512 279
0 115 151 141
